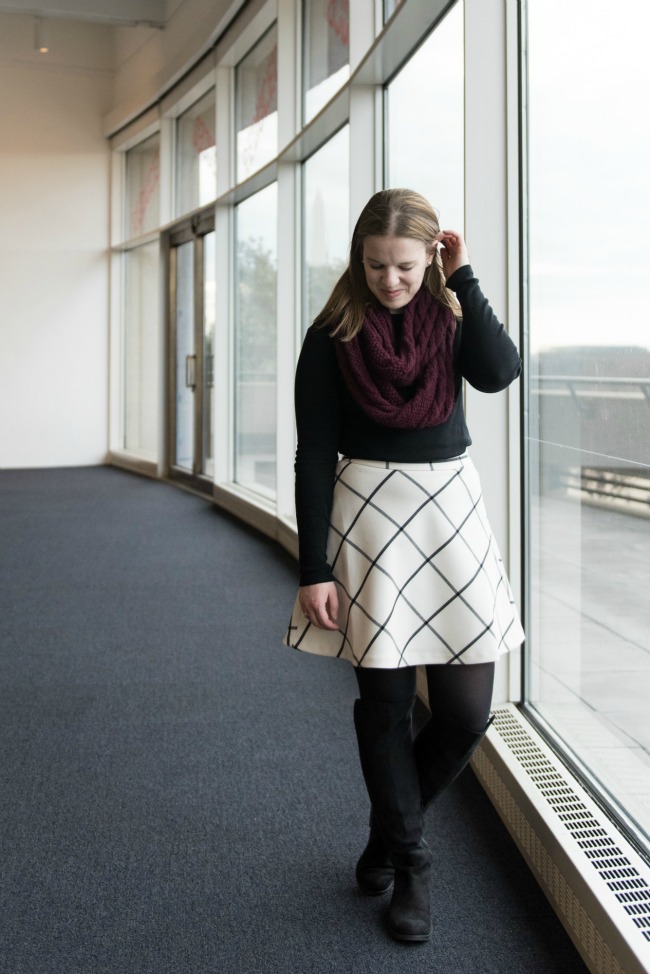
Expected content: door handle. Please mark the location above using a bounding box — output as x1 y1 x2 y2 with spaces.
185 354 196 390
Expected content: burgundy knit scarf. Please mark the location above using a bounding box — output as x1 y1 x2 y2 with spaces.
334 287 456 429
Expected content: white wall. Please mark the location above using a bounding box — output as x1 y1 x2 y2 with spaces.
0 15 113 468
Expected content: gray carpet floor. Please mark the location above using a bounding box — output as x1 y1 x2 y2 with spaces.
0 466 589 973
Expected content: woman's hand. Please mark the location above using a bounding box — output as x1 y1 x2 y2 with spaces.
299 582 340 630
435 230 470 279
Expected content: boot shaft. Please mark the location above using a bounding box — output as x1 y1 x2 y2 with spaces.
415 713 494 810
353 697 424 851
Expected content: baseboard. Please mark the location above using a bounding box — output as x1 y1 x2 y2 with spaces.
472 705 650 974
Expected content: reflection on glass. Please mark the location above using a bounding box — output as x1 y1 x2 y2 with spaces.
303 126 349 331
383 0 403 21
124 242 160 456
203 232 216 478
176 90 217 216
526 0 650 843
236 26 278 182
303 0 349 123
386 3 464 231
126 134 160 238
234 184 277 497
175 241 195 472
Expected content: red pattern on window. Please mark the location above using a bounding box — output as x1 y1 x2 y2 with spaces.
192 115 215 155
325 0 349 48
130 154 160 237
253 44 278 124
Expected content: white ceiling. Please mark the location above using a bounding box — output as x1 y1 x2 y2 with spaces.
0 0 166 27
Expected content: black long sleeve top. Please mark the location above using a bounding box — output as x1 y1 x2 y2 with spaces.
294 265 522 585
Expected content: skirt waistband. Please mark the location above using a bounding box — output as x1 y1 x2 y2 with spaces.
341 454 468 472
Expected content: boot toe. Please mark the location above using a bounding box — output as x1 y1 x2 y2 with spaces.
356 863 394 896
386 862 432 942
387 912 432 942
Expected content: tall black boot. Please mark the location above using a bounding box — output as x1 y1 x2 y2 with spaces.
414 712 494 811
353 698 432 942
355 810 394 896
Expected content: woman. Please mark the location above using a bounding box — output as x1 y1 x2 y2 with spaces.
284 189 524 943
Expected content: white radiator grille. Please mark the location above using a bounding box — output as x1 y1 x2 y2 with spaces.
472 706 650 974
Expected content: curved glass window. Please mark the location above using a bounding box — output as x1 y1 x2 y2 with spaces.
525 0 650 844
124 242 160 455
176 90 216 216
236 26 278 182
203 231 216 479
126 134 160 238
383 0 403 21
234 184 278 497
385 3 464 231
302 126 350 332
303 0 349 123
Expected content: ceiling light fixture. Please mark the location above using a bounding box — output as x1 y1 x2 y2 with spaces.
34 17 49 54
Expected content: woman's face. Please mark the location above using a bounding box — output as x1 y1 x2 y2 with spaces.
362 234 432 311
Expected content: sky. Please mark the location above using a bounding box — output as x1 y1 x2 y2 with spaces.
527 0 650 351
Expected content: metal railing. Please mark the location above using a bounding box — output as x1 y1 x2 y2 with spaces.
529 374 650 514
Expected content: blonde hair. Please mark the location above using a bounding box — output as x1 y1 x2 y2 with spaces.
314 188 461 341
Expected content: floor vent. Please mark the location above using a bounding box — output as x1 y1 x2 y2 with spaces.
472 705 650 974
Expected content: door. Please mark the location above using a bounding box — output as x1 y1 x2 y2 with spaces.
167 212 215 490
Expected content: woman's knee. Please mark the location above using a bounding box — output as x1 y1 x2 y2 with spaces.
424 662 495 732
355 666 417 704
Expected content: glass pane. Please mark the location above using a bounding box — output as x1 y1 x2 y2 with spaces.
384 0 403 20
526 0 650 843
175 241 195 472
202 231 216 478
236 26 278 182
126 133 160 238
124 242 160 456
386 3 464 232
303 0 349 123
303 126 349 331
234 184 277 497
176 90 217 216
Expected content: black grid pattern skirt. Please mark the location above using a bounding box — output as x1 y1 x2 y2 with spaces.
284 455 524 668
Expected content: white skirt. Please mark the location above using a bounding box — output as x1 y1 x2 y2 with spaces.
284 455 524 668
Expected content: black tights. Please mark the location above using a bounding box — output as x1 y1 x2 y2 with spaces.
355 662 495 734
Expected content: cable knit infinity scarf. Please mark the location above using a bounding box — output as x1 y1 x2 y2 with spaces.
334 287 457 429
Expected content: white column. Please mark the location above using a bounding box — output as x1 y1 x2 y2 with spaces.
464 0 522 702
349 86 382 233
277 0 300 147
108 151 126 457
349 0 376 73
348 0 381 228
275 163 299 527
